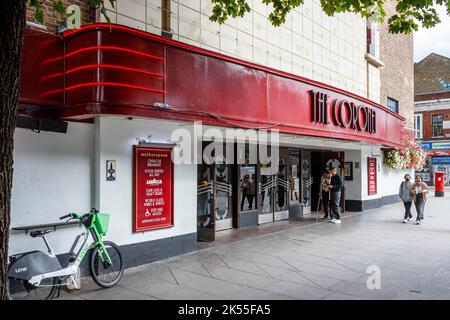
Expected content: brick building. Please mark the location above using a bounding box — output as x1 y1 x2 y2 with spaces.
414 53 450 185
380 0 414 130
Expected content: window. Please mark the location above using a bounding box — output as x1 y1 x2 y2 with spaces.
414 114 423 139
387 98 399 113
432 115 444 137
366 20 380 59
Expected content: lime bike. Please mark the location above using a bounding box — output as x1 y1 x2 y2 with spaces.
7 208 124 300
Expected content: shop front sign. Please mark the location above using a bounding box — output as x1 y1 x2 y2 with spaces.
431 156 450 165
133 145 174 232
309 90 376 133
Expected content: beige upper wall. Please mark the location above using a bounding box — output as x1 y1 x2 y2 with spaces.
102 0 381 101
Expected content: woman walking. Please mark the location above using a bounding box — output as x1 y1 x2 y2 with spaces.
411 175 430 225
399 174 413 223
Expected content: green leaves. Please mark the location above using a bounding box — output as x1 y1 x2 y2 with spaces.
52 0 65 15
208 0 450 34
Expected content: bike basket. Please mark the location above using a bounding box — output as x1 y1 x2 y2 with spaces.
94 213 110 235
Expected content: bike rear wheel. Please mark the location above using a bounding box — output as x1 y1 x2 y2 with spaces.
7 277 58 300
89 241 124 288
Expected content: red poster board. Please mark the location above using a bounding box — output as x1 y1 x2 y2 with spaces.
133 145 174 232
368 157 377 195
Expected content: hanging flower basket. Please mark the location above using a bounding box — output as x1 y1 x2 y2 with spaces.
383 140 427 171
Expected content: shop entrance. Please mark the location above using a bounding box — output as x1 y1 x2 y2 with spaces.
197 160 235 242
311 151 345 215
258 148 290 224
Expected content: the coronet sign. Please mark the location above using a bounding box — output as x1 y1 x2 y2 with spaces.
309 90 376 134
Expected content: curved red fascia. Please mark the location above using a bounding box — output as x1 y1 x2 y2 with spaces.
62 23 405 122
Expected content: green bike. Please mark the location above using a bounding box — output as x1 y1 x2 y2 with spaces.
7 208 124 300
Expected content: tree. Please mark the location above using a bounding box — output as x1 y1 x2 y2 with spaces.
0 0 115 301
0 0 448 300
210 0 450 33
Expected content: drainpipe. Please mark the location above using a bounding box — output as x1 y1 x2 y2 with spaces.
161 0 172 39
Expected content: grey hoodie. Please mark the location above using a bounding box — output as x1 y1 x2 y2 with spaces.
399 180 412 202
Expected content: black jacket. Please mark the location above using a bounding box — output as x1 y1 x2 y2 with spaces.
330 174 343 192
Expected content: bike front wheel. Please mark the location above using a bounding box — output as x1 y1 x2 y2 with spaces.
7 277 58 300
89 241 124 288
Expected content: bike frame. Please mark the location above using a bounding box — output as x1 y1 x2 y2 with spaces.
27 213 113 287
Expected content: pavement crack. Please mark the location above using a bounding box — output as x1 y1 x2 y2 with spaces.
167 266 179 285
276 256 326 290
325 257 359 273
214 253 231 268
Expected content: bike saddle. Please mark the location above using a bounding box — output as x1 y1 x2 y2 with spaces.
30 229 53 238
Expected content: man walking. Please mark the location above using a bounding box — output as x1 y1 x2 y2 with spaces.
328 167 343 224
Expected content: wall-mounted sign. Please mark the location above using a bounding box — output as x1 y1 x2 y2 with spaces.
133 145 174 232
431 142 450 150
309 90 376 133
368 157 377 195
106 160 116 181
431 156 450 165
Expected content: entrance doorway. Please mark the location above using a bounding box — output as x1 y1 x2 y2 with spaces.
197 160 234 242
258 148 290 224
311 151 345 215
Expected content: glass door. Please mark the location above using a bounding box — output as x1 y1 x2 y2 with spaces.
274 153 290 221
258 149 290 223
197 163 215 241
215 159 233 231
259 168 275 224
301 150 312 215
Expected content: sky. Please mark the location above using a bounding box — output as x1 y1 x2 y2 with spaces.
414 5 450 62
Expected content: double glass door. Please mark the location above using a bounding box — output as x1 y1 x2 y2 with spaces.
197 162 234 241
258 150 290 224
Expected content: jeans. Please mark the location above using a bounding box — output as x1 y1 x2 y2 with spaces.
331 191 341 220
414 193 425 221
322 190 330 217
403 201 412 220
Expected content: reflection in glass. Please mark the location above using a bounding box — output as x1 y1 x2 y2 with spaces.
276 158 288 211
260 174 273 214
197 165 211 227
290 164 300 204
240 166 256 211
215 163 231 220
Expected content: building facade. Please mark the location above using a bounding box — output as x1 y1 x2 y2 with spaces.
12 1 413 269
414 53 450 185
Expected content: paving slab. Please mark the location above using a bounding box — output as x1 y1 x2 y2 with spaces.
59 193 450 300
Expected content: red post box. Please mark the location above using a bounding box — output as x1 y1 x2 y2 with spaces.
435 171 445 197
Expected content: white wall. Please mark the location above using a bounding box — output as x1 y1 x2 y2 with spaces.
96 117 197 246
101 0 371 99
9 117 197 256
343 150 362 201
10 123 94 255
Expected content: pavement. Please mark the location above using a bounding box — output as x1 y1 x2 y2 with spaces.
60 193 450 300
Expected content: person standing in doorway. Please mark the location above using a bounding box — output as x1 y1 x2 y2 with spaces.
411 175 430 225
320 169 332 220
399 174 413 223
328 167 343 224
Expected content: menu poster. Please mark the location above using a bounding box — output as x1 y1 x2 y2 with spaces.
368 157 377 196
133 145 174 232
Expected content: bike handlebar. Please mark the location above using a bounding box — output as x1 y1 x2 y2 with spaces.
59 213 73 220
59 208 99 221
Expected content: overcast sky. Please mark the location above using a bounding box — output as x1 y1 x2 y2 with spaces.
414 5 450 62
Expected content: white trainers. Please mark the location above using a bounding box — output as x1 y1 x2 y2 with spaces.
403 219 408 223
334 219 342 224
